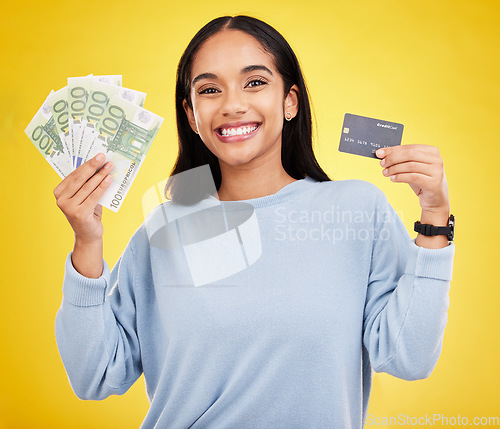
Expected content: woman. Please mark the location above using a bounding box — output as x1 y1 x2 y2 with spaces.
54 15 455 428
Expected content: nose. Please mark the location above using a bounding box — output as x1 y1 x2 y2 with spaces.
220 87 248 117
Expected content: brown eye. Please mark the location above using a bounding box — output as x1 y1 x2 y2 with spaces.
247 79 267 88
198 87 219 95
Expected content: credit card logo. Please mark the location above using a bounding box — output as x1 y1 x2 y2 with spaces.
376 123 398 130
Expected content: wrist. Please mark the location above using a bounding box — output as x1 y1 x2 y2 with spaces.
420 208 450 226
72 237 104 279
74 234 103 248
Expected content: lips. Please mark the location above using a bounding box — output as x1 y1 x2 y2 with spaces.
214 122 262 143
215 121 262 136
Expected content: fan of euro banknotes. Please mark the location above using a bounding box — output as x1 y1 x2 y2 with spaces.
25 74 164 212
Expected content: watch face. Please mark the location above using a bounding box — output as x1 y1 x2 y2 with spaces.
448 214 455 241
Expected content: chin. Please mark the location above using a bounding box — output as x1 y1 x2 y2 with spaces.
214 144 265 167
219 155 259 168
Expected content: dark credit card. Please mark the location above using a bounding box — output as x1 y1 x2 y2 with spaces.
339 113 404 159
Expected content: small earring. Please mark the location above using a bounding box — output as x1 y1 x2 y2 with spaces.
194 128 199 134
285 112 292 121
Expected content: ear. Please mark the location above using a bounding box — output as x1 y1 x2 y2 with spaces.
182 99 198 134
284 84 299 119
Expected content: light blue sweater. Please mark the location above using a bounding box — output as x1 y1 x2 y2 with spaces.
55 177 455 428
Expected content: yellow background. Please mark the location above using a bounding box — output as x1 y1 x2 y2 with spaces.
1 0 499 427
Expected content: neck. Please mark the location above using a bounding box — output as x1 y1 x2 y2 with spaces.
215 159 297 202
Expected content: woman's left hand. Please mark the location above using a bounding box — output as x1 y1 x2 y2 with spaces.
375 144 450 215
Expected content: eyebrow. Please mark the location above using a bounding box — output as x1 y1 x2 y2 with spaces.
191 65 273 86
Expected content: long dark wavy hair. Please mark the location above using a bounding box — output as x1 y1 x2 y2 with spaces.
166 15 331 204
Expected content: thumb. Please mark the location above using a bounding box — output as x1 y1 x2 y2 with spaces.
94 204 103 220
409 183 422 196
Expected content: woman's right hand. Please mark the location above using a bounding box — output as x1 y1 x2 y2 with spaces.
53 153 114 278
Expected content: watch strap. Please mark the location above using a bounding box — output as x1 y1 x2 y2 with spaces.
414 214 455 241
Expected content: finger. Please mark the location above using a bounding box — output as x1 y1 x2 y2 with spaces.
376 144 432 158
72 161 114 206
54 153 105 199
81 174 113 210
387 172 435 189
382 161 435 179
54 154 106 200
381 145 438 168
377 145 440 168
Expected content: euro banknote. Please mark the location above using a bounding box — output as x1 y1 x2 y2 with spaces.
76 80 146 168
86 94 164 212
25 91 74 178
46 87 73 161
25 76 163 212
67 74 93 167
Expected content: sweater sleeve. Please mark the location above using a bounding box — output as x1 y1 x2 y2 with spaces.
362 190 455 381
54 241 142 400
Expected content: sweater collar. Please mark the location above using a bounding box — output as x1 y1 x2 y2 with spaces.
206 176 318 209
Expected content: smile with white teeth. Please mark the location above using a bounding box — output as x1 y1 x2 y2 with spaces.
220 125 259 136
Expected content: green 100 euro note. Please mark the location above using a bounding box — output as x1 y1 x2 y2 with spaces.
74 75 124 167
67 74 93 167
25 91 73 178
87 94 164 212
67 74 123 167
77 80 146 167
46 87 73 161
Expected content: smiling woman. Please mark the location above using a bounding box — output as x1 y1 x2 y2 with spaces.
54 14 455 429
186 30 301 201
168 15 331 204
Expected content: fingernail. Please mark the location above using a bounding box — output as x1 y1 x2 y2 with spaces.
390 175 396 181
380 158 386 167
104 162 113 169
383 168 388 176
96 153 104 162
104 175 112 183
376 149 384 157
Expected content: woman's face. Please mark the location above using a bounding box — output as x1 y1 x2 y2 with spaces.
183 29 298 170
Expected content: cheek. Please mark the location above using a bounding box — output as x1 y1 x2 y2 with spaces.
253 98 282 122
265 89 286 116
193 103 215 128
263 99 285 125
194 105 209 128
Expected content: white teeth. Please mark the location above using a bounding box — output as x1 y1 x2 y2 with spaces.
221 125 258 136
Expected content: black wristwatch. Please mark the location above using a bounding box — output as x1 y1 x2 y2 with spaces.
414 214 455 241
